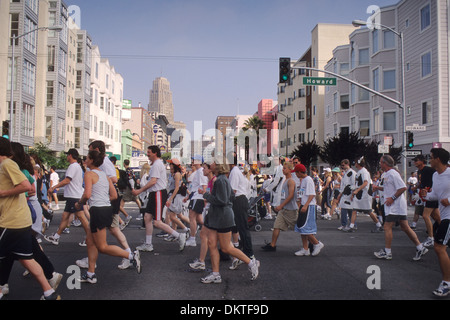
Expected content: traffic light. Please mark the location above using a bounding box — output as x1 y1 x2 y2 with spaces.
407 131 414 149
279 57 291 84
2 121 9 140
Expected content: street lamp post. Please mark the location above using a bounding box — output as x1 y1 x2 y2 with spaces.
9 25 63 141
268 110 288 157
352 19 407 181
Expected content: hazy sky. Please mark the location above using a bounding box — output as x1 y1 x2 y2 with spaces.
68 0 396 133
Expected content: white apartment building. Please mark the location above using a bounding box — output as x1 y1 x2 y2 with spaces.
277 23 357 157
324 0 450 174
89 45 123 157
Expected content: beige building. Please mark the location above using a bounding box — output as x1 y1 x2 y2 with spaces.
277 23 357 157
149 77 174 123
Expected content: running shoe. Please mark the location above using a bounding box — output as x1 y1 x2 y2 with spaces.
294 248 310 257
40 292 61 300
423 238 434 248
78 273 97 284
413 247 429 261
178 233 186 251
433 282 450 297
132 250 142 274
201 273 222 284
374 249 392 260
136 243 154 252
249 258 260 281
189 259 206 270
118 259 131 270
311 242 324 256
261 242 276 252
49 272 63 291
44 234 59 245
229 258 244 270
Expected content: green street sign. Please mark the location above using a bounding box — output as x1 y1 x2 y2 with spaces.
303 77 337 86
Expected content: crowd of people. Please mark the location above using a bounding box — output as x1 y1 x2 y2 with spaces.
0 136 449 299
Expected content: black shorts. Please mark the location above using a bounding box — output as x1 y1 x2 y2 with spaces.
425 200 439 209
0 227 34 260
89 206 114 233
385 215 408 223
145 190 168 221
207 226 234 234
188 199 205 214
64 198 82 214
434 219 450 246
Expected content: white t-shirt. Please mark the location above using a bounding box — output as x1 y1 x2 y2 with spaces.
425 168 450 220
99 156 117 179
298 176 316 206
50 171 59 187
191 167 208 200
64 162 84 198
383 168 407 216
407 176 418 186
229 166 249 197
148 158 167 192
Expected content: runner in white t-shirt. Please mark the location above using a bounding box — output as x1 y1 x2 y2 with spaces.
45 149 86 246
133 146 186 252
373 155 428 261
49 166 60 210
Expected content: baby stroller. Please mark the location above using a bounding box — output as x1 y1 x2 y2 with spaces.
247 189 267 232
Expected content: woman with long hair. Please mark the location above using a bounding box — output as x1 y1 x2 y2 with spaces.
199 162 259 284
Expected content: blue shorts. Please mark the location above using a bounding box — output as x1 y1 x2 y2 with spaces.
295 205 317 235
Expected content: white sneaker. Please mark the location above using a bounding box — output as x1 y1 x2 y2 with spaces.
311 242 324 256
248 258 260 281
118 259 131 270
44 234 60 245
0 284 9 296
229 258 244 270
185 238 197 247
423 238 434 248
201 273 222 284
136 243 154 252
189 259 206 270
49 272 63 290
178 233 186 251
75 257 96 269
294 248 310 257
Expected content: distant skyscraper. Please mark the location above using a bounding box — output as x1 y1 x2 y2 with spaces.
149 77 174 123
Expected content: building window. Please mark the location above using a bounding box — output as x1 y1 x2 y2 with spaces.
383 30 395 49
383 70 396 90
340 63 349 76
46 116 52 143
422 100 432 125
420 4 431 31
421 51 432 78
359 84 370 101
360 120 370 137
372 29 379 54
359 49 369 66
10 13 19 46
21 103 34 137
383 111 396 131
46 81 54 107
341 94 349 110
48 45 56 71
373 108 380 133
373 68 379 92
22 60 36 95
24 17 37 54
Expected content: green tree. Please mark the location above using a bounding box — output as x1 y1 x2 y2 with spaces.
290 140 321 170
320 132 366 167
29 142 69 169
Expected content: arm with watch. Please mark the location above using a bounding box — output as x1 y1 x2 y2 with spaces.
385 187 407 207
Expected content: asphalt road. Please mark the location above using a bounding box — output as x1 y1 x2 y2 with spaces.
2 202 448 302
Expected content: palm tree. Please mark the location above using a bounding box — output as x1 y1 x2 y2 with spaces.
239 116 266 163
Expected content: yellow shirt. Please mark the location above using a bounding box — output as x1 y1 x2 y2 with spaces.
0 158 32 229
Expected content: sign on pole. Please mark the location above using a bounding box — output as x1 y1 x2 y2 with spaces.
303 77 337 86
378 145 390 154
406 150 422 157
384 136 393 146
406 124 426 132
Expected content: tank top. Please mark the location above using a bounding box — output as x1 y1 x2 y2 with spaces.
281 178 298 211
89 169 111 208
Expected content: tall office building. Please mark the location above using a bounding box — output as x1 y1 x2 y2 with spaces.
149 77 174 123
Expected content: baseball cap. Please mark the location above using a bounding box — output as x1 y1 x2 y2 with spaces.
292 164 307 173
323 168 331 173
192 155 203 163
65 148 79 159
332 167 341 173
167 158 181 166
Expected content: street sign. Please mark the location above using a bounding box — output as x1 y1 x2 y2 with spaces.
406 124 426 132
303 77 337 86
153 125 159 134
406 150 422 157
378 145 390 154
384 136 393 146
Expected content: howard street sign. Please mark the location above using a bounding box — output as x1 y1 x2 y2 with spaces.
303 77 337 86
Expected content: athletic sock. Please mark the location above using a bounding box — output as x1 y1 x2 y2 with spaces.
43 289 55 297
146 235 152 245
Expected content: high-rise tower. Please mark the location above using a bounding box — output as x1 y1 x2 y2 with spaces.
149 77 174 123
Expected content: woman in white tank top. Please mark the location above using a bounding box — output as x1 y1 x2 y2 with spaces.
75 150 142 278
